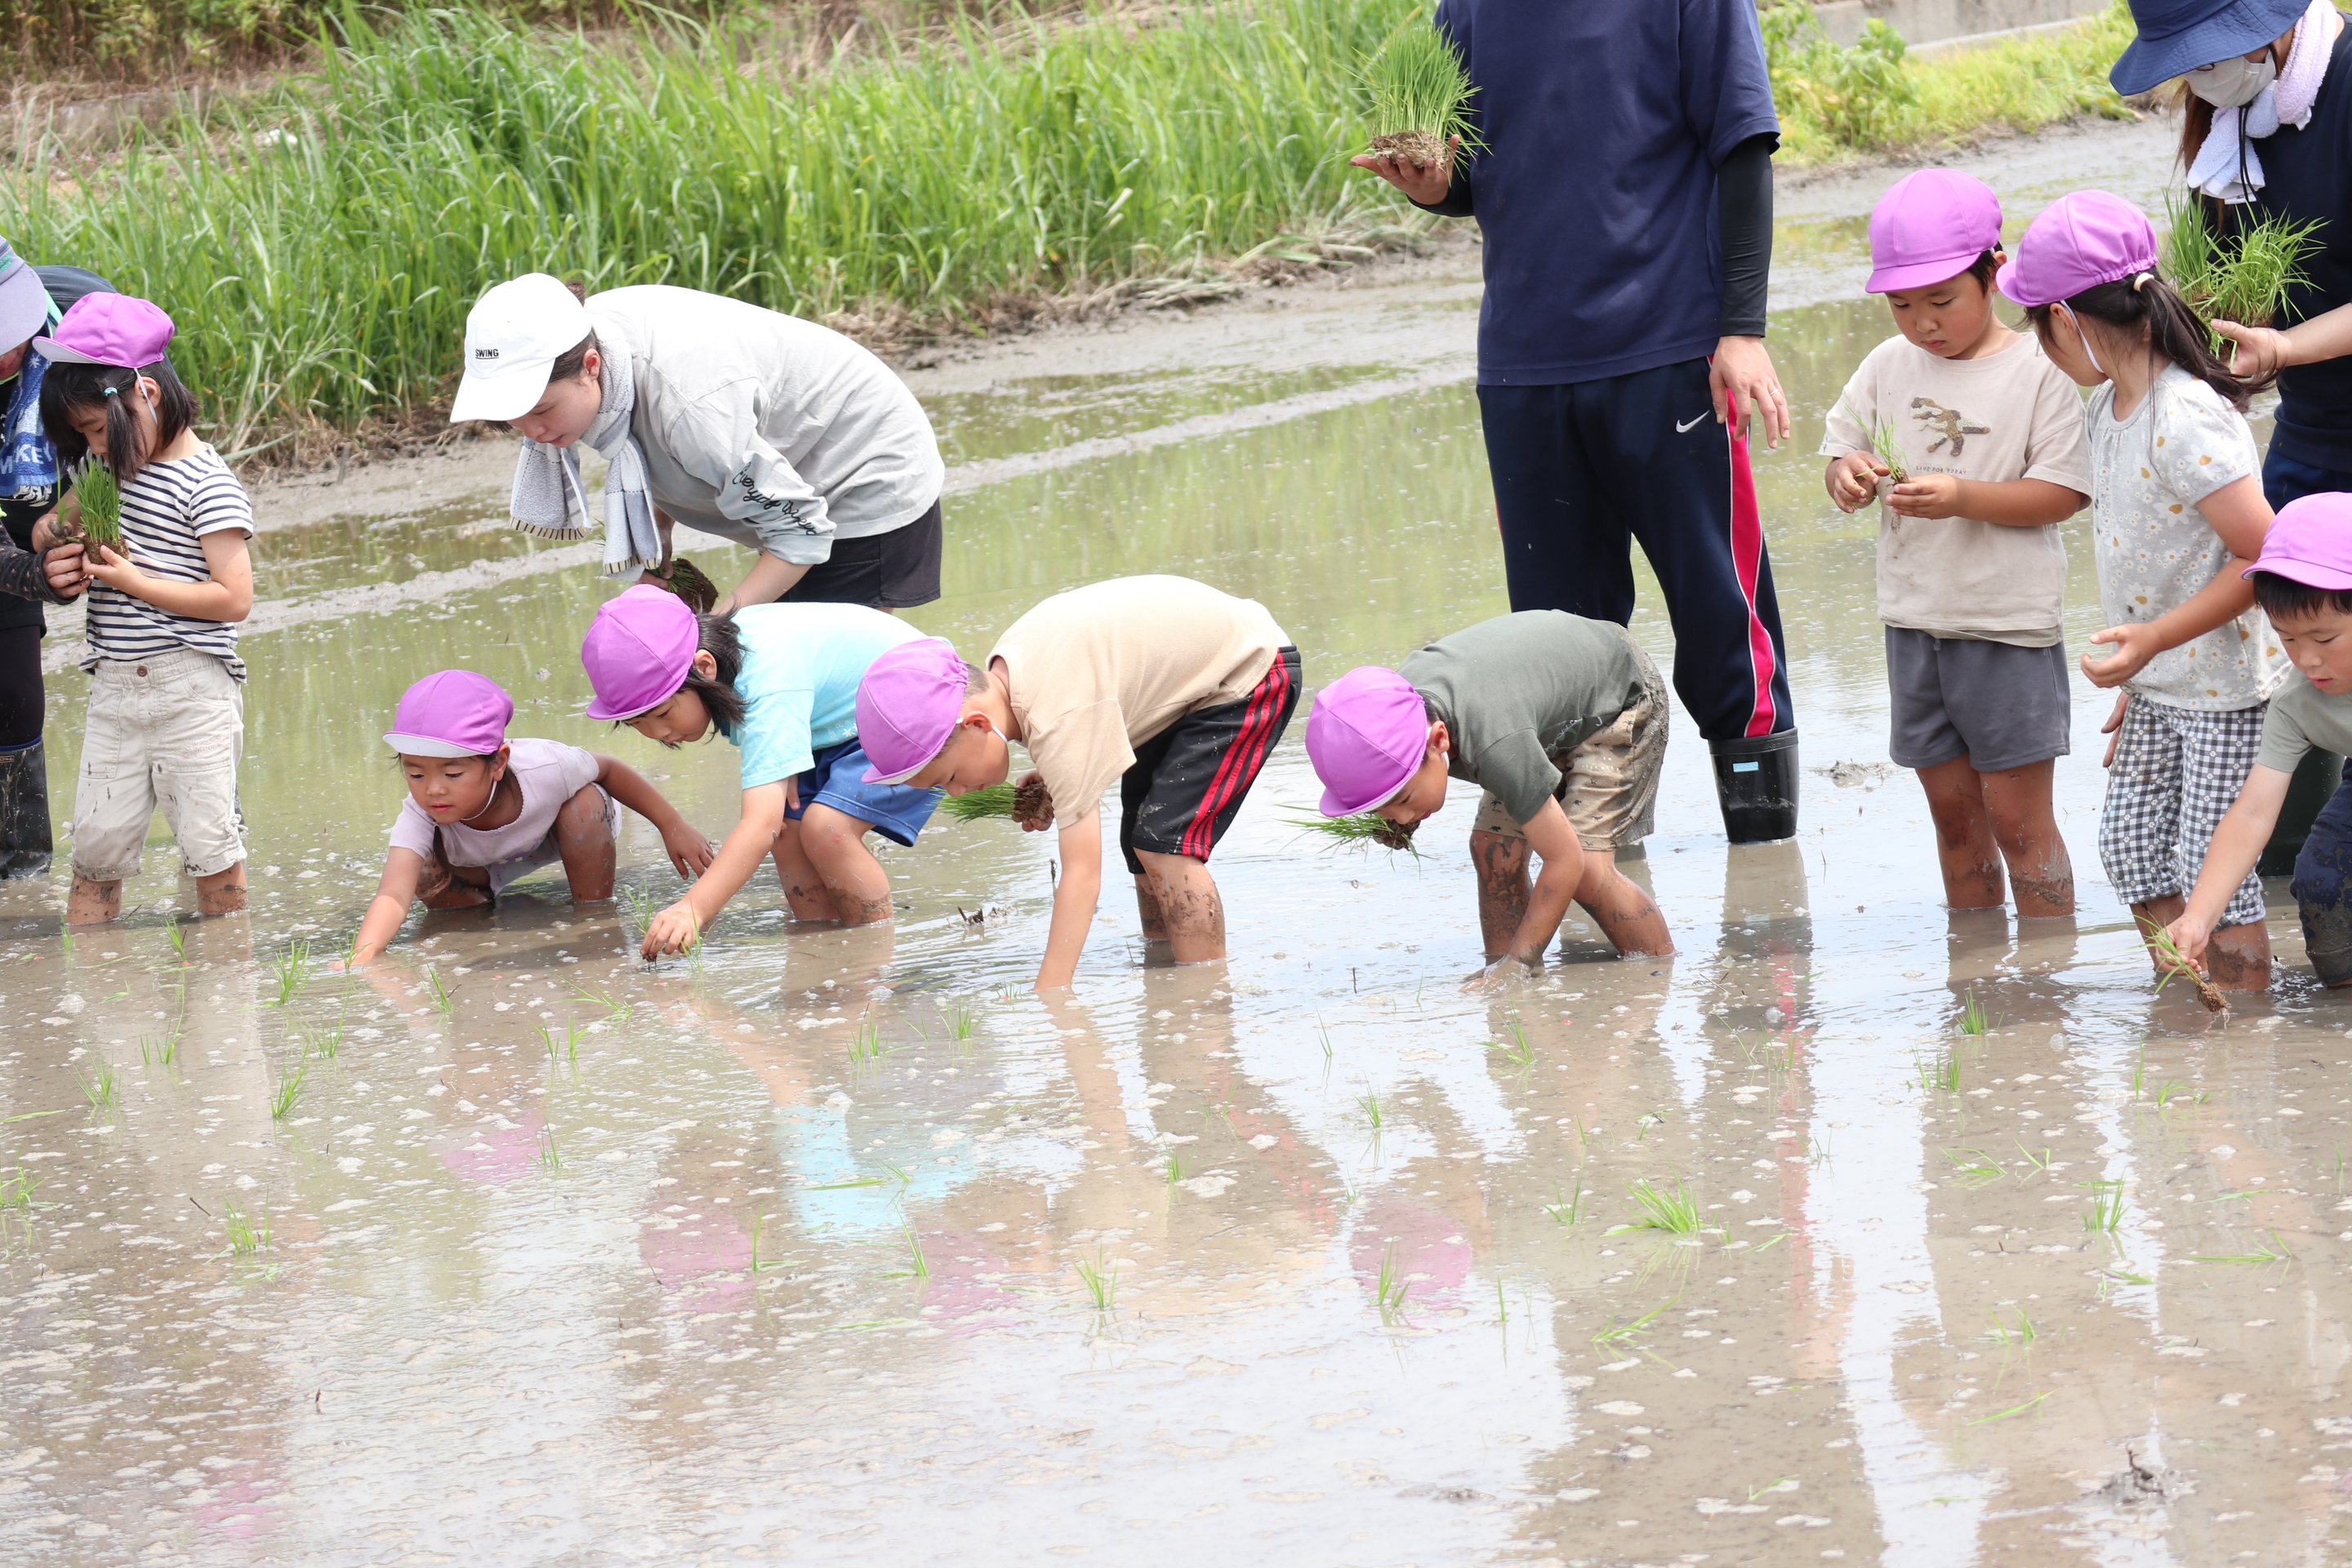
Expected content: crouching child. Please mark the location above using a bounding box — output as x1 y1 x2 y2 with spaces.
1305 609 1673 977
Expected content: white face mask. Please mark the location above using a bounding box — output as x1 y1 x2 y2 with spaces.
2187 51 2278 108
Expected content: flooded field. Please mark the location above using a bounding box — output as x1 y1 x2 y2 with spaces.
11 118 2352 1566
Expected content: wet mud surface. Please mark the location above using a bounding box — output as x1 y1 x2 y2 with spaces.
10 115 2352 1566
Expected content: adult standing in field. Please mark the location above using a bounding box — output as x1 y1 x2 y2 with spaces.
0 241 111 880
450 275 947 616
2111 0 2351 870
1352 0 1801 844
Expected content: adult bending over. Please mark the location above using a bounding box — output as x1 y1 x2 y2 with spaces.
450 274 945 614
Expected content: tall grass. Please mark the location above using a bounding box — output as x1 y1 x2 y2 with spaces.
2 0 1427 452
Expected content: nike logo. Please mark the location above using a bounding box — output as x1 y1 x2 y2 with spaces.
1674 412 1708 434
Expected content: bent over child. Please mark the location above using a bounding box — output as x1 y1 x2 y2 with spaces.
1821 169 2091 917
349 670 712 965
38 295 254 926
1304 610 1672 976
855 575 1301 991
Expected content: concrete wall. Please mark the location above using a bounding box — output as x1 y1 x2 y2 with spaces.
1790 0 2114 50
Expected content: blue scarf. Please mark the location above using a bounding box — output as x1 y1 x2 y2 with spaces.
0 350 59 504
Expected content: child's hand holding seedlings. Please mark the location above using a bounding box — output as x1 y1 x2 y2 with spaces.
1824 452 1888 513
1886 474 1965 518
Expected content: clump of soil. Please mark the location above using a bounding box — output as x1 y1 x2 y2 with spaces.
1013 776 1053 829
644 555 719 613
1368 130 1450 172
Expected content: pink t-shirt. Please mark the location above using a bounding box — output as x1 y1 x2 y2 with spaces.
387 738 602 867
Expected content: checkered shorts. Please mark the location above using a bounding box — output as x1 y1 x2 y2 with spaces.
2097 697 2267 927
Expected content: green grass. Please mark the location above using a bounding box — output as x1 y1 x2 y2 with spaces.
1074 1250 1118 1312
1361 14 1479 154
267 938 314 1007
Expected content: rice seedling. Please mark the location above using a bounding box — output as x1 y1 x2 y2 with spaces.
1984 1305 2038 1348
571 982 631 1022
78 1056 118 1111
1288 811 1420 856
618 886 660 938
220 1197 269 1258
1361 17 1481 172
1940 1147 2004 1187
267 938 314 1007
304 1007 345 1061
57 925 72 960
421 966 455 1015
946 1002 978 1050
1316 1014 1334 1064
1591 1293 1678 1349
1494 1276 1508 1325
1957 987 1989 1036
1634 1111 1665 1143
1373 1240 1412 1322
537 1020 582 1064
1165 1151 1184 1186
1966 1390 2049 1425
1609 1174 1702 1236
940 782 1016 822
2154 1079 2202 1110
1074 1250 1118 1312
2136 913 2228 1013
2081 1178 2127 1234
2016 1142 2053 1174
2164 194 2324 345
1543 1179 1586 1227
68 459 121 550
1916 1046 1961 1094
0 1164 47 1210
1356 1084 1386 1131
269 1058 310 1120
1838 397 1910 486
847 1010 893 1066
537 1127 563 1171
1486 1017 1535 1070
1753 1230 1793 1252
2194 1229 2295 1266
646 554 719 613
138 1030 180 1070
164 920 187 965
891 1223 930 1281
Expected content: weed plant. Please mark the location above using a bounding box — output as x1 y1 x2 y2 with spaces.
1361 18 1480 167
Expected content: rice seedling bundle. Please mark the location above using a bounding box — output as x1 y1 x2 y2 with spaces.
1290 810 1419 855
1361 20 1480 172
939 777 1051 826
69 461 122 549
648 555 718 613
2162 195 2323 347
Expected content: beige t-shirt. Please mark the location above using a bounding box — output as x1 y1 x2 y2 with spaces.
991 576 1290 819
1821 332 2091 647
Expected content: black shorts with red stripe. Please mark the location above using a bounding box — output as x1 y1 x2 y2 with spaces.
1118 647 1301 876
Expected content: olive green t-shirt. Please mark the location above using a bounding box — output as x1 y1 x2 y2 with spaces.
1398 610 1647 826
2257 675 2352 774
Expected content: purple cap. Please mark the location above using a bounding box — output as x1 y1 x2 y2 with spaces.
1867 169 2003 294
1305 667 1431 817
33 292 173 369
1996 191 2157 309
2245 492 2352 590
857 638 970 784
581 584 700 721
385 670 513 758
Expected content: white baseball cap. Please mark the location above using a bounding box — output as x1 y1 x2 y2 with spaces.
448 273 592 424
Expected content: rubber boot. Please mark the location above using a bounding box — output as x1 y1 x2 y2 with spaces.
0 738 53 880
1711 730 1800 845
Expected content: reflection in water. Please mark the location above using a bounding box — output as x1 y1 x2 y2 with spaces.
5 176 2352 1563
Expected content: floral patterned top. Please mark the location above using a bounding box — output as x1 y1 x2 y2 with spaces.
2087 366 2287 711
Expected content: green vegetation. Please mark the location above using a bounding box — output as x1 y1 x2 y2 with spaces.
1361 16 1478 167
1957 987 1989 1037
1609 1174 1702 1236
77 1055 118 1110
939 783 1018 822
69 461 122 548
1373 1240 1410 1322
1290 811 1419 856
266 938 314 1006
269 1056 309 1119
2165 196 2326 335
1074 1249 1118 1311
2081 1178 2128 1234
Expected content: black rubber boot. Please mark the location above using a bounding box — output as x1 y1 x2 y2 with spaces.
0 739 53 880
1711 730 1800 845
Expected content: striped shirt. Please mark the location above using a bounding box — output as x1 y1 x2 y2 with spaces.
81 445 252 680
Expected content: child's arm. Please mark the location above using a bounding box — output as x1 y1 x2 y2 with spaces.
83 531 254 622
591 754 716 877
1496 800 1585 968
350 849 429 967
2082 474 2267 688
2166 763 2295 966
1824 452 1884 513
1036 808 1104 991
1886 476 2085 525
643 780 792 956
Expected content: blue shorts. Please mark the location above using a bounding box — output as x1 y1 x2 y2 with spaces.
785 737 941 848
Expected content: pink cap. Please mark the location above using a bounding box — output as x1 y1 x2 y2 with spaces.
385 670 512 758
581 585 700 721
857 638 970 784
1995 190 2157 310
1867 169 2002 294
33 292 174 368
1305 667 1430 817
2245 492 2352 590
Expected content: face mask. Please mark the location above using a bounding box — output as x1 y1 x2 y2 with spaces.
2187 51 2278 108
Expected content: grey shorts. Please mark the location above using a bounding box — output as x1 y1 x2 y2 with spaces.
1884 627 2070 773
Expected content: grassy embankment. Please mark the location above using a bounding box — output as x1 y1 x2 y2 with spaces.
0 0 2138 461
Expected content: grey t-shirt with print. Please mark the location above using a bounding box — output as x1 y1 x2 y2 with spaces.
1400 610 1647 827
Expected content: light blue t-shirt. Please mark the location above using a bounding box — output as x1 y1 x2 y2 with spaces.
722 602 929 791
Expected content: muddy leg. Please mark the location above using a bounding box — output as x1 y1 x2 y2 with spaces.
2130 895 2185 978
770 819 849 923
418 863 491 911
553 785 617 902
194 862 247 918
2205 917 2273 991
1978 760 2074 918
1134 875 1171 944
798 804 895 926
1131 850 1224 962
1915 757 2005 911
1471 829 1532 960
1574 849 1673 957
65 875 121 926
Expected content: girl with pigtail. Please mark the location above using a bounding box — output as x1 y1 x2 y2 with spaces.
2004 189 2287 990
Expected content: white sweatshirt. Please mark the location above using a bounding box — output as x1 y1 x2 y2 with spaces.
586 285 944 564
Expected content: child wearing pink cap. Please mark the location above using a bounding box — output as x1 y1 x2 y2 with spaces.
1302 611 1673 976
581 586 944 956
2168 492 2352 987
1821 169 2092 921
36 294 257 927
2008 189 2287 989
348 670 711 965
853 575 1298 992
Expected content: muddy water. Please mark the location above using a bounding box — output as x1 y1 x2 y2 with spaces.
11 118 2352 1566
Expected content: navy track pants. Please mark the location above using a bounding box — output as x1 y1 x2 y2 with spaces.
1477 358 1795 742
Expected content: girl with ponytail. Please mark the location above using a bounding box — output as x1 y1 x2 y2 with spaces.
2006 190 2289 991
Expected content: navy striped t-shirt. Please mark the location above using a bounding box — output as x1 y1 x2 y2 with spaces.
80 445 252 680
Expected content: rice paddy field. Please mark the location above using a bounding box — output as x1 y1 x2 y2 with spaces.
7 115 2352 1566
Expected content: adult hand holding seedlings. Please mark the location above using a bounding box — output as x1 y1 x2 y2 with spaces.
1351 142 1458 206
1709 336 1788 448
40 540 87 599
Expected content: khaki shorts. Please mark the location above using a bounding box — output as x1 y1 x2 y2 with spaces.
72 650 246 882
1469 630 1668 853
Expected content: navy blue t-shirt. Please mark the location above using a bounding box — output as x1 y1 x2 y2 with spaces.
1432 0 1780 386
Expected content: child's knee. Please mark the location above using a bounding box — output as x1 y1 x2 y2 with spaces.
558 786 612 840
